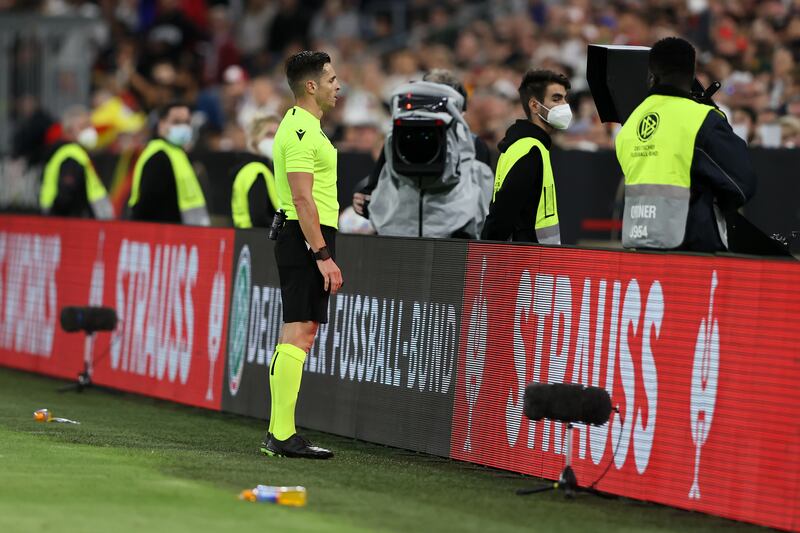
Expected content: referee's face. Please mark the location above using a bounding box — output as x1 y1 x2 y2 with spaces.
316 62 341 112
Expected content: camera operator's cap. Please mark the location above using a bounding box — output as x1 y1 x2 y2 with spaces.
586 44 650 124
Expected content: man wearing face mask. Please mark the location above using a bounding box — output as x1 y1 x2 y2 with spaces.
481 69 571 243
616 37 756 252
230 113 280 228
129 101 210 225
40 106 113 219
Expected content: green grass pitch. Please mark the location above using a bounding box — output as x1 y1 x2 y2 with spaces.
0 368 767 533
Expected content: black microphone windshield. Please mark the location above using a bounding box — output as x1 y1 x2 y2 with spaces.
523 383 612 426
523 383 554 421
60 306 118 333
580 385 613 426
60 307 84 332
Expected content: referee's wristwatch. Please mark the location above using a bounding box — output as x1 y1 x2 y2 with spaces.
313 246 331 261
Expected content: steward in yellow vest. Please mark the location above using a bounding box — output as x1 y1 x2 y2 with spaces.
129 102 209 226
616 37 756 252
482 69 571 244
231 114 280 228
40 106 113 219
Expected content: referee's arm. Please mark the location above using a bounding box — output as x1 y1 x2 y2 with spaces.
287 171 343 293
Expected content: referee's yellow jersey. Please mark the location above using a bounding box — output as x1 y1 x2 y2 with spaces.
273 105 339 229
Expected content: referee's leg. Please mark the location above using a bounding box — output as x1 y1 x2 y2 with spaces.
271 320 317 442
261 222 334 459
261 321 333 459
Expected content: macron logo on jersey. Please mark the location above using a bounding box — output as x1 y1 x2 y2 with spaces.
296 129 306 141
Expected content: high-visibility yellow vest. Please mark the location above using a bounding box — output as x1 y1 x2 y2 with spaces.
40 142 113 219
129 139 209 226
616 94 715 249
492 137 560 244
231 161 279 228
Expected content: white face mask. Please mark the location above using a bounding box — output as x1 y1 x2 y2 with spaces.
258 137 275 159
537 101 573 130
77 127 98 149
166 123 193 147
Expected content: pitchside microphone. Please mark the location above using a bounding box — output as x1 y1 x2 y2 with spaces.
523 383 612 426
518 383 614 498
60 306 118 334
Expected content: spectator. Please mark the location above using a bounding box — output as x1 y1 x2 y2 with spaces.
237 75 283 130
266 0 312 55
779 115 800 147
728 106 757 144
310 0 361 46
12 0 800 166
12 95 55 165
237 0 277 62
141 0 201 68
337 112 384 160
202 5 241 85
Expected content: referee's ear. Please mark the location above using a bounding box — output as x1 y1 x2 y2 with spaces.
305 80 318 95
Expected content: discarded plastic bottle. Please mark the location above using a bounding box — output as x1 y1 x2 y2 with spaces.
33 409 80 424
33 409 52 422
238 485 307 507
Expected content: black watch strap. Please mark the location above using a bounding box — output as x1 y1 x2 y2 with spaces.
313 246 331 261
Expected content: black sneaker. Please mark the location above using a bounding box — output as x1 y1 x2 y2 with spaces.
261 433 334 459
259 433 272 454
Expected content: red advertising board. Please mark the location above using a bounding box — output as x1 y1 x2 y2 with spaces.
452 243 800 531
0 216 233 410
4 213 799 529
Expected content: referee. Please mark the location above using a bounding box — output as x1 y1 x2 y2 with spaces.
260 51 342 460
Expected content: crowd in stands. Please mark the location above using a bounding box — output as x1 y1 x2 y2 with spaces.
8 0 800 166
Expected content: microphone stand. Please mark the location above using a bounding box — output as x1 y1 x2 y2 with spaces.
516 423 615 499
58 329 114 393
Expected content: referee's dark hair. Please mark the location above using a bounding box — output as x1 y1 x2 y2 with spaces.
649 37 696 84
518 70 570 120
286 51 331 96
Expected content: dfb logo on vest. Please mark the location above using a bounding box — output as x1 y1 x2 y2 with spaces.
637 113 660 142
227 245 251 396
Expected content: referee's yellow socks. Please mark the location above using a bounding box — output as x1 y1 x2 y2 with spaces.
268 343 307 441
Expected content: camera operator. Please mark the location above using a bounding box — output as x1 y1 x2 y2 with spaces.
353 69 493 238
616 37 757 252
